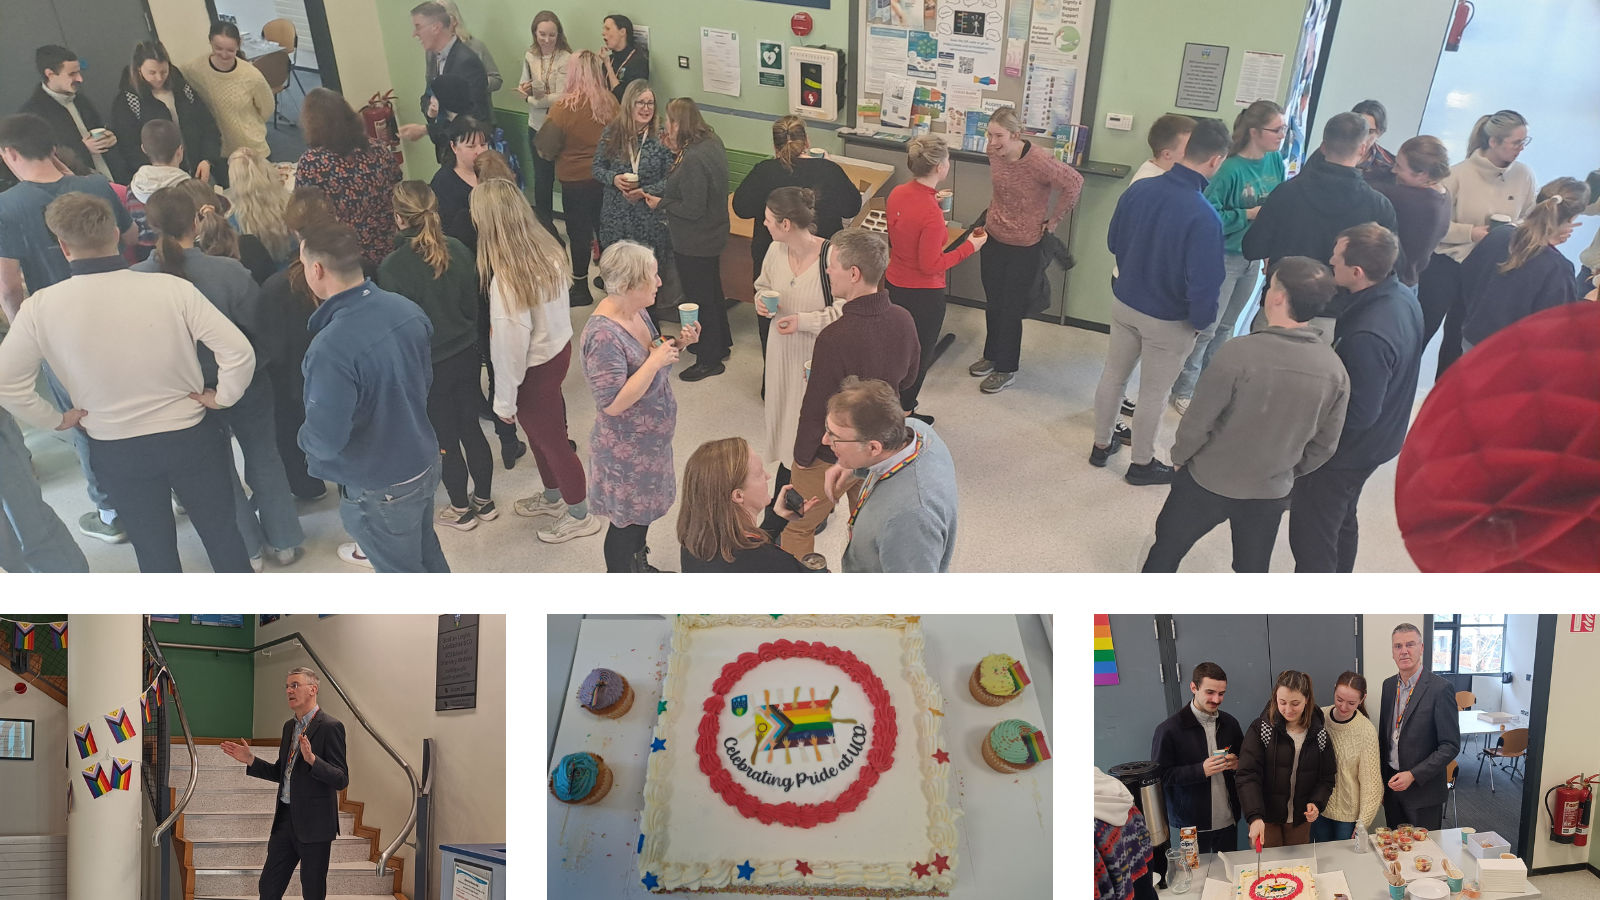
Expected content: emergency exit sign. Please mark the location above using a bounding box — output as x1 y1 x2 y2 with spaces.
1572 615 1595 633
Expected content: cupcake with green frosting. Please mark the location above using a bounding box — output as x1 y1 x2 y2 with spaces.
981 719 1051 774
549 752 613 805
970 653 1028 706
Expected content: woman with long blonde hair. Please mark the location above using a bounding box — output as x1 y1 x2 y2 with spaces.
535 49 619 306
376 180 496 531
593 80 673 288
1461 176 1588 352
471 178 600 544
226 147 292 261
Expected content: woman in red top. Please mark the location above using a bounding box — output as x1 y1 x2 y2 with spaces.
886 136 985 422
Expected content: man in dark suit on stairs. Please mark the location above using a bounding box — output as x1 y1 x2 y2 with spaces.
221 667 349 900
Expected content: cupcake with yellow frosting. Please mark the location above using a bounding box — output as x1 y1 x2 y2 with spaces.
549 752 613 805
981 719 1051 773
969 653 1029 706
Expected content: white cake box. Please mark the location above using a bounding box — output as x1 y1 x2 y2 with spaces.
1465 832 1512 859
1476 711 1514 724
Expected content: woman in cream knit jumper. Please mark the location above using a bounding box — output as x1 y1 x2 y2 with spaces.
1314 674 1384 842
181 24 274 158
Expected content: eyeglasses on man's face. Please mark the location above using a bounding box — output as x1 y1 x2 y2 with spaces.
824 426 866 445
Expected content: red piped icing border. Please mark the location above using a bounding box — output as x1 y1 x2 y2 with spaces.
696 639 898 829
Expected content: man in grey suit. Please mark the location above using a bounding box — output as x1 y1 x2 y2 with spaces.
1377 623 1460 830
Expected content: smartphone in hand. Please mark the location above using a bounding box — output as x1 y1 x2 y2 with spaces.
782 485 807 514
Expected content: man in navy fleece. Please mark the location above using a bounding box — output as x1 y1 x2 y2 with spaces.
1091 118 1229 486
297 222 448 573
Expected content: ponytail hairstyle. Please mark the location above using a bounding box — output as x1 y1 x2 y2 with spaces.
771 115 810 171
1466 109 1528 159
906 135 950 177
1499 177 1589 274
559 50 619 125
1334 670 1371 719
472 149 517 184
472 178 570 314
1230 99 1285 156
987 105 1023 137
766 186 817 233
172 178 238 261
391 181 452 278
1262 669 1316 730
145 185 199 281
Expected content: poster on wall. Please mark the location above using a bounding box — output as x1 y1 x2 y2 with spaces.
1005 0 1033 78
758 41 785 87
908 31 939 80
436 614 480 711
190 615 243 628
867 0 931 30
866 26 910 93
1175 43 1228 112
258 615 280 627
1234 51 1285 107
1021 52 1077 135
934 0 1003 90
700 28 741 96
451 860 492 900
150 615 180 623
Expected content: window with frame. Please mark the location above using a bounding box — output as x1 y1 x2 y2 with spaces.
0 718 34 760
1432 614 1505 675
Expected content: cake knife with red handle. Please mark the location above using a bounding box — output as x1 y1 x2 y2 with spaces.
1254 834 1264 887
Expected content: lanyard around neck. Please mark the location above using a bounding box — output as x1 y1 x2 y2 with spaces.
847 434 924 531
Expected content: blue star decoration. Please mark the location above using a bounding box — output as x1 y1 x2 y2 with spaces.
637 833 645 854
650 736 667 753
642 871 659 890
737 860 755 880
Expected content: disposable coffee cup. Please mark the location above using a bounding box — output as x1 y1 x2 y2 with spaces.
89 128 109 139
757 290 780 315
621 172 640 187
804 359 812 382
678 303 699 327
807 148 827 158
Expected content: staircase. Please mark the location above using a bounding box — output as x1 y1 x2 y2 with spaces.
169 741 404 900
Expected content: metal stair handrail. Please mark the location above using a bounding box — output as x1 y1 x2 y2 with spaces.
154 631 422 877
143 619 198 846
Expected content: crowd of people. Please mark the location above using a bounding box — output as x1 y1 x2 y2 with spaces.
0 5 1593 575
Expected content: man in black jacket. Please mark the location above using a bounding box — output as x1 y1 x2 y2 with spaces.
1377 623 1460 831
412 2 490 122
1243 113 1398 270
1152 662 1243 853
20 45 131 183
1289 223 1423 572
221 667 350 900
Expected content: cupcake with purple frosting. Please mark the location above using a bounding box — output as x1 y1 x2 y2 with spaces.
578 668 633 719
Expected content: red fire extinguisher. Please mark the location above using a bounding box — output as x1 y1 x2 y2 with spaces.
361 90 403 165
1444 0 1474 52
1545 775 1595 845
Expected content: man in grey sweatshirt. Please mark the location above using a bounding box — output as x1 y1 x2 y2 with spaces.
1143 257 1350 572
821 377 958 573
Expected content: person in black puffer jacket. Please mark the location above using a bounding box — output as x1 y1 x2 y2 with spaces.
110 41 226 185
1237 670 1338 849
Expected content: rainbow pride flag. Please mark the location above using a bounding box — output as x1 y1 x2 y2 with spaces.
141 692 154 725
1009 660 1031 689
12 622 34 650
104 708 136 743
1094 614 1119 686
110 758 134 791
1021 726 1051 763
767 698 838 750
74 724 97 759
49 622 67 649
82 763 112 798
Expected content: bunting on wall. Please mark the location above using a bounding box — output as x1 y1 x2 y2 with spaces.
0 616 71 648
109 758 135 791
12 622 34 650
49 622 67 649
103 708 137 743
81 763 112 799
1093 614 1119 686
74 724 98 759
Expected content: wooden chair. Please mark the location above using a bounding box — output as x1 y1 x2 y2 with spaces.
253 51 292 130
1475 727 1528 793
1446 760 1460 829
1456 690 1475 710
261 18 307 94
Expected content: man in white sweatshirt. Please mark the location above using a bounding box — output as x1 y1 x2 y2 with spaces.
0 192 256 572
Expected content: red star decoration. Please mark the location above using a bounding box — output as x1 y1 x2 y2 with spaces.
931 853 950 874
932 749 950 764
911 862 931 879
795 860 813 877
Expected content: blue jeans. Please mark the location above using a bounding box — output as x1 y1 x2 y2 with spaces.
337 459 450 573
0 406 89 572
221 376 305 554
1173 254 1262 399
41 362 112 511
1309 817 1356 843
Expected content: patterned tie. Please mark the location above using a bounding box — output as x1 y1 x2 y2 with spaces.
282 714 309 804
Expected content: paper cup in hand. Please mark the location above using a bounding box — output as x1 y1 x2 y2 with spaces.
804 359 812 382
621 173 640 187
807 148 827 158
757 290 780 315
678 303 699 328
936 190 954 214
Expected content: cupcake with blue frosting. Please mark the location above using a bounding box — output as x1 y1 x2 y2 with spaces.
549 752 613 805
578 668 633 719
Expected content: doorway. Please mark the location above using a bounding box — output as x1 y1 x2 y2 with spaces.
204 0 341 159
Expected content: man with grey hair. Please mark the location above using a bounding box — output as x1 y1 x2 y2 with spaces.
220 667 348 900
777 228 920 563
1376 623 1459 830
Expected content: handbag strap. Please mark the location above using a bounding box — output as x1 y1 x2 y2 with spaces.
818 239 835 307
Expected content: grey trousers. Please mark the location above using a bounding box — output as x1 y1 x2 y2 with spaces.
1173 254 1261 399
1094 301 1199 465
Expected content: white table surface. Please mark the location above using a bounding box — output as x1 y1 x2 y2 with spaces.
1155 829 1538 900
546 615 1053 898
1458 711 1528 736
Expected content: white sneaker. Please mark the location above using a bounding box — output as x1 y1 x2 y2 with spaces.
514 494 568 519
537 512 604 544
436 504 479 531
249 555 265 573
1171 396 1191 415
338 542 373 569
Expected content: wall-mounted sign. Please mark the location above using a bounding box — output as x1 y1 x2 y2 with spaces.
436 615 479 711
1175 42 1228 112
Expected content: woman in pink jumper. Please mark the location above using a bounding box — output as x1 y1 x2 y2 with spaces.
970 107 1083 393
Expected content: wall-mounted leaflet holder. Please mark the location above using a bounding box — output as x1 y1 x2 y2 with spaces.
789 46 846 122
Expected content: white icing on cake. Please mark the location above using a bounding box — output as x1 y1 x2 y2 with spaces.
638 615 960 893
1239 866 1314 900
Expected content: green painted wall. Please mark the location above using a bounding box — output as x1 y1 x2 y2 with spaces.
373 0 1305 325
149 617 255 739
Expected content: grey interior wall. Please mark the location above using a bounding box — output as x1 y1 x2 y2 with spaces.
1316 0 1455 143
1500 614 1538 719
0 0 155 124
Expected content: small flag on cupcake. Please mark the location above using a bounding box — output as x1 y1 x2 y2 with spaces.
1021 725 1050 763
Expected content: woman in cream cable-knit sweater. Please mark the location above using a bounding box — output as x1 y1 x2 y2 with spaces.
1314 671 1384 842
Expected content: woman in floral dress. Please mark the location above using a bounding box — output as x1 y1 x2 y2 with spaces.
581 241 700 572
294 88 403 271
